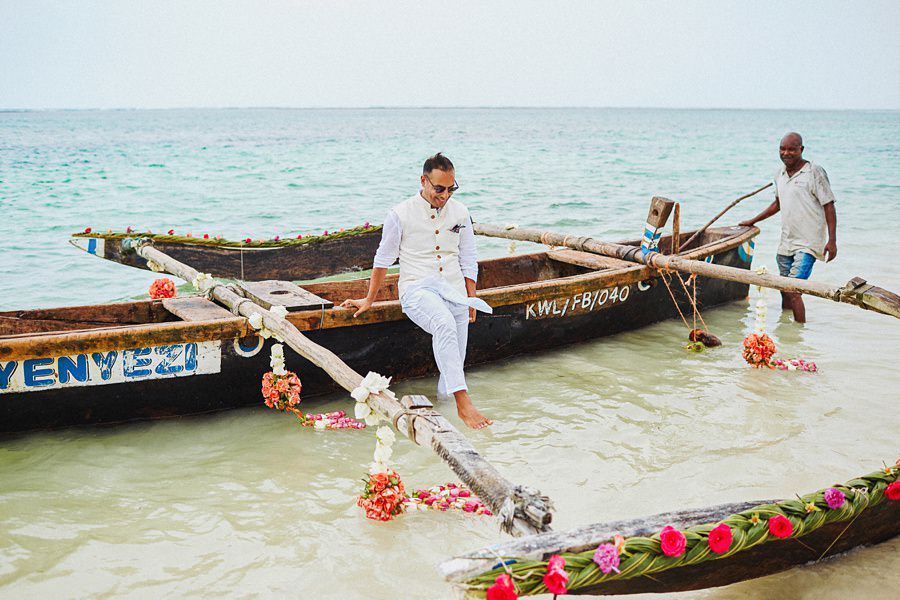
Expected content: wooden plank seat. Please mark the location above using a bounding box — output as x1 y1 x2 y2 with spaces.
162 296 236 321
237 280 334 311
547 248 633 271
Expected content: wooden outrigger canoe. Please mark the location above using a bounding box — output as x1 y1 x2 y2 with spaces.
1 226 756 434
70 225 384 281
440 463 900 596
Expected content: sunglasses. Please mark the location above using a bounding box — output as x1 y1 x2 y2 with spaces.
424 172 459 195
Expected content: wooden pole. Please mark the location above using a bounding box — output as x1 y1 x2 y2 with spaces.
680 182 773 250
474 223 900 319
672 202 681 254
134 241 552 537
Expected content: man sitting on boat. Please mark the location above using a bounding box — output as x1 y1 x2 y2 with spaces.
740 132 838 323
340 153 494 429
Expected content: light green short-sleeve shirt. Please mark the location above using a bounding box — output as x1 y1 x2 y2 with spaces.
775 161 836 260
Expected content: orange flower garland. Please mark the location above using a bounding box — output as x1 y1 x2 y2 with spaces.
357 469 407 521
148 278 176 299
742 333 777 368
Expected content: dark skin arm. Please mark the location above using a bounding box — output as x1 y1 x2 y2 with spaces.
739 198 780 227
823 202 837 261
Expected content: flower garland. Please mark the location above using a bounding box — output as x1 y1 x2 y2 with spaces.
742 267 817 371
357 469 407 522
467 461 900 597
261 344 364 429
73 223 381 248
404 483 494 515
351 371 393 427
148 278 176 299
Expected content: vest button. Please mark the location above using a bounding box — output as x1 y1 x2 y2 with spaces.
435 230 439 234
437 255 441 259
435 245 440 250
430 215 435 220
439 267 443 272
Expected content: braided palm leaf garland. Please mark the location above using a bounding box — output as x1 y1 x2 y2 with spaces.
466 464 898 596
73 224 382 248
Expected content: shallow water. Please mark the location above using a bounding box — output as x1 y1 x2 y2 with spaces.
1 108 898 598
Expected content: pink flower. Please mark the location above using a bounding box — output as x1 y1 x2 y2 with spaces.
707 523 732 554
274 236 280 241
364 221 370 228
323 230 329 236
486 573 517 600
543 555 568 595
659 525 686 557
126 226 133 233
886 481 900 500
167 229 174 235
592 543 620 574
296 234 303 239
767 514 793 539
245 237 252 243
824 488 845 509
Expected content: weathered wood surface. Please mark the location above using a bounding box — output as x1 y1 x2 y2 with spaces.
73 229 383 281
136 243 553 537
475 223 900 319
237 280 334 311
441 496 900 595
162 297 235 322
681 182 773 250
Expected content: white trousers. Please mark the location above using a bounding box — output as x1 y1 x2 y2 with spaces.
401 287 470 395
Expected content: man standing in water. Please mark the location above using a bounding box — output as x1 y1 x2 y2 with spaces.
340 153 493 429
740 132 838 323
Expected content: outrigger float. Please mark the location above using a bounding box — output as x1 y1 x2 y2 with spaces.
3 195 899 594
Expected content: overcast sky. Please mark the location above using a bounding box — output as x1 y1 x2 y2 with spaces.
2 0 898 110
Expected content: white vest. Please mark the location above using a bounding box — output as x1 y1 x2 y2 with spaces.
393 193 470 298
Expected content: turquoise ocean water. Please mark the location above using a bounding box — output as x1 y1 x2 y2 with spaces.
1 109 899 598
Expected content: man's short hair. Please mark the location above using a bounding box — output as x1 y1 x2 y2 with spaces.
423 152 454 174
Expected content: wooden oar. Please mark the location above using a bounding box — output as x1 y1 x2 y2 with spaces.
132 240 552 537
680 182 773 250
474 223 900 319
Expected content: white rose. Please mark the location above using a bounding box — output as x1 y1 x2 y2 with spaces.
354 401 372 419
351 386 370 403
314 419 327 430
376 426 396 446
364 413 380 427
248 313 263 330
270 305 288 319
373 444 392 464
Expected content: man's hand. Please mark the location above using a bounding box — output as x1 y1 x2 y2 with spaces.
340 298 373 317
469 306 476 323
824 239 838 262
738 219 755 227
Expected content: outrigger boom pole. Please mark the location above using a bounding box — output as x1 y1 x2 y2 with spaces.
475 223 900 319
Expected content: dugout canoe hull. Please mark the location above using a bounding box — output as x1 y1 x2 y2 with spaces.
70 226 384 281
440 484 900 595
1 226 757 434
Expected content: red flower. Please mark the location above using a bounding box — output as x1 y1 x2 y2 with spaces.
186 232 192 237
543 555 568 595
84 227 92 233
767 514 793 539
148 278 176 299
659 525 687 557
245 238 252 243
203 233 209 239
126 226 133 233
886 481 900 500
708 523 732 554
167 229 174 235
274 236 280 241
296 234 303 239
323 230 329 236
486 573 517 600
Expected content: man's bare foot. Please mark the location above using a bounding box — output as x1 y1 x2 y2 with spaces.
453 390 493 429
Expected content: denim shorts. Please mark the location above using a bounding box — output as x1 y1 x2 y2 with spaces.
776 252 816 280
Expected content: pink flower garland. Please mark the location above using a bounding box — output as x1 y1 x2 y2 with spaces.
486 574 518 600
543 555 568 595
404 483 493 515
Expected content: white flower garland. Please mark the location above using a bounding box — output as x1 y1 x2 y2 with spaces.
351 371 393 427
754 266 768 335
371 425 396 474
191 272 212 290
269 343 287 376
